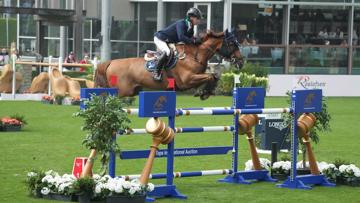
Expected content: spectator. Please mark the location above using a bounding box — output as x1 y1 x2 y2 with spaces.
64 51 77 63
79 54 90 72
353 29 358 46
249 39 259 55
318 27 328 39
0 48 9 65
340 39 348 46
79 54 90 64
64 51 77 71
335 27 344 38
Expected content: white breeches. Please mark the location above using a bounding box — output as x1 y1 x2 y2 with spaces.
154 36 170 56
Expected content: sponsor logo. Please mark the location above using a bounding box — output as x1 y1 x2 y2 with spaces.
153 96 167 111
297 76 326 89
246 91 257 105
268 121 287 131
304 93 315 107
100 92 108 97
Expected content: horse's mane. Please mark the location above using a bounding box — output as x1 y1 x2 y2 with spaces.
201 30 224 42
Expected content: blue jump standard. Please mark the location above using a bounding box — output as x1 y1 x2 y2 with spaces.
218 170 277 184
148 185 187 199
277 174 336 189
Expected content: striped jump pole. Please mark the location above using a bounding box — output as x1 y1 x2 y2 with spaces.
175 108 292 116
123 107 292 116
119 169 234 181
118 126 234 135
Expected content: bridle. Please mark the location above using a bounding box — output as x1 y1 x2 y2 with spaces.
187 32 243 69
218 33 243 67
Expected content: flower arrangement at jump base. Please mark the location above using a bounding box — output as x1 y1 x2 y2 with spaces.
244 158 360 186
71 96 81 105
93 175 154 202
0 114 26 132
41 95 54 104
25 170 154 202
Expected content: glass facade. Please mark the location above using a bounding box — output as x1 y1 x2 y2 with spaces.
288 6 349 74
2 0 360 74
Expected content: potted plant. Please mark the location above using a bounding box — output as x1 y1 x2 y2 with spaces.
25 169 46 198
54 95 65 105
41 95 54 104
74 94 131 175
271 161 291 180
244 158 271 171
94 176 154 203
71 96 81 105
40 171 77 201
73 176 95 203
1 117 23 132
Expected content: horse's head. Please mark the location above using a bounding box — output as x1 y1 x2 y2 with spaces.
218 29 244 69
200 29 243 69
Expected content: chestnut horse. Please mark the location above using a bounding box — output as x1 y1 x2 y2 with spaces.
95 29 243 100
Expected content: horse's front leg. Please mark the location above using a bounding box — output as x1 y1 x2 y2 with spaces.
186 73 220 100
187 73 216 87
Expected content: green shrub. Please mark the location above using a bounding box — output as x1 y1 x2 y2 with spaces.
216 72 269 95
73 94 131 175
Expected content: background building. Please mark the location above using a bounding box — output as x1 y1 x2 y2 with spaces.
1 0 360 75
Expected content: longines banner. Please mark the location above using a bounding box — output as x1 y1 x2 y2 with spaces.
268 75 360 96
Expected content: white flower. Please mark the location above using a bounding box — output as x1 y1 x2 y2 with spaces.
27 172 37 177
41 187 50 195
259 158 271 170
272 161 291 172
41 175 53 183
339 165 348 173
296 161 309 169
95 184 102 194
147 183 155 192
129 187 137 195
45 170 59 176
105 181 116 192
348 164 360 173
114 184 123 194
244 160 253 171
122 181 132 189
244 158 271 170
317 162 329 172
93 174 101 181
100 175 111 182
355 171 360 178
58 184 65 193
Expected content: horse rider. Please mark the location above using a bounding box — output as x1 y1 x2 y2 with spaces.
153 7 203 80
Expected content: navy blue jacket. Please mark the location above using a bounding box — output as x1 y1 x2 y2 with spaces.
154 19 194 44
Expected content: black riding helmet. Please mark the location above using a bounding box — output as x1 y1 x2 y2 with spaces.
186 7 203 19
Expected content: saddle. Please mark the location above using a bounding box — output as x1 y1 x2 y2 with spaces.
144 43 186 73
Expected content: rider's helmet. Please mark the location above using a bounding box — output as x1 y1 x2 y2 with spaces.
186 7 203 19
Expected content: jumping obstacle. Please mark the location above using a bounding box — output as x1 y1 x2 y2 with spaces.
80 87 334 201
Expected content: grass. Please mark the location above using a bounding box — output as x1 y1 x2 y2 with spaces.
0 95 360 203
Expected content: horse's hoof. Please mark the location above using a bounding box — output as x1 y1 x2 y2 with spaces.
200 94 210 100
194 90 202 97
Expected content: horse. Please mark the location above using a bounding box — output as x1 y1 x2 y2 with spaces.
94 29 243 100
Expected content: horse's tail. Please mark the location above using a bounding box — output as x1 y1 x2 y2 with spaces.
94 61 112 87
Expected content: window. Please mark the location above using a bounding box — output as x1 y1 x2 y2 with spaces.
232 4 284 45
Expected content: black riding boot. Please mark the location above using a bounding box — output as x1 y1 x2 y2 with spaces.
153 52 167 81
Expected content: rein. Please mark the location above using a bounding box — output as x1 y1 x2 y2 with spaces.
192 42 218 68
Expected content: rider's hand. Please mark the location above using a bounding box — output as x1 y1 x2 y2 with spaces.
193 37 202 45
